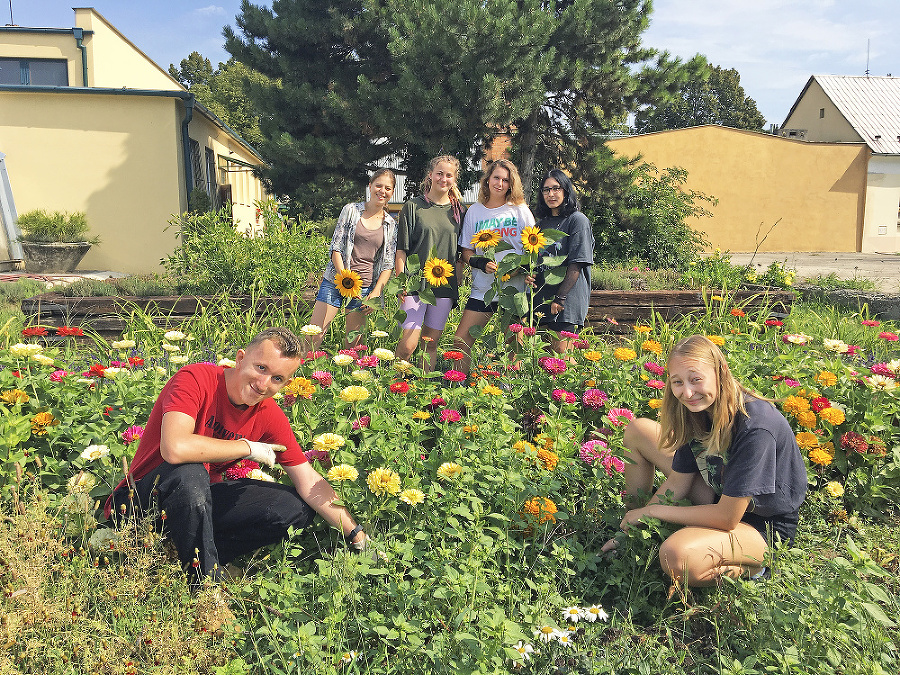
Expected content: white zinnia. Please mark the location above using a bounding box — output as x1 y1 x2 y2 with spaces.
372 347 395 361
112 339 136 349
80 444 110 461
32 353 55 366
161 342 180 352
10 343 43 357
371 330 389 338
169 355 188 365
300 324 323 336
333 354 354 366
823 338 849 353
248 469 275 482
351 369 372 381
103 367 125 378
164 330 186 341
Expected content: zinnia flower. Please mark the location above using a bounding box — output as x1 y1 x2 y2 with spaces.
582 388 608 409
706 335 726 346
878 332 899 341
641 339 662 355
313 433 346 452
521 226 547 253
300 324 322 336
782 395 810 415
521 496 557 524
399 488 425 506
508 323 524 334
390 381 410 394
56 325 83 337
339 385 370 403
514 440 537 454
423 257 452 286
539 356 567 374
111 339 136 349
730 308 745 317
335 269 363 298
0 389 29 405
861 319 880 327
814 371 837 387
795 431 819 450
311 370 333 386
80 444 110 461
351 369 373 381
372 347 395 361
808 447 833 466
824 481 845 498
606 408 635 427
613 347 636 361
796 410 817 429
552 388 576 404
823 338 849 353
440 409 462 423
394 359 413 373
470 228 501 249
765 319 783 328
22 326 48 336
366 467 401 495
437 462 463 480
537 448 559 470
443 369 467 382
31 411 58 435
164 330 186 341
840 431 868 453
481 384 503 396
866 375 898 391
122 425 144 446
819 407 845 425
352 415 371 430
411 410 431 420
583 350 602 362
646 379 666 390
371 329 389 338
634 325 652 334
284 377 316 399
327 464 359 482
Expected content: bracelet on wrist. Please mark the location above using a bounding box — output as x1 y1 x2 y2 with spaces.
344 524 365 546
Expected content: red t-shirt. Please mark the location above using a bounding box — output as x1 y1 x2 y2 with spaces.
105 363 306 517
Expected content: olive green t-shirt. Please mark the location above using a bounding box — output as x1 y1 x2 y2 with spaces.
397 196 464 300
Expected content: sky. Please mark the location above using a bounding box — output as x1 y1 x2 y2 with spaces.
10 1 900 127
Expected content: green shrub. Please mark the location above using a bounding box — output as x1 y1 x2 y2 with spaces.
16 209 100 244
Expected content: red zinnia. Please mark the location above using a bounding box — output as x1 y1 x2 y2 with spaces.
861 320 880 327
22 326 48 337
878 332 898 341
730 308 745 317
56 325 84 337
810 396 831 413
390 381 410 394
764 319 783 327
88 363 107 378
128 357 145 367
443 350 465 361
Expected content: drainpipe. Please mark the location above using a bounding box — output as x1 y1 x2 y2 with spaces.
181 94 195 203
73 28 88 87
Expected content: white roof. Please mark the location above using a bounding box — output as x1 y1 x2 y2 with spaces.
814 75 900 154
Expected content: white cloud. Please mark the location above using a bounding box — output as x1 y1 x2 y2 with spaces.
193 5 227 17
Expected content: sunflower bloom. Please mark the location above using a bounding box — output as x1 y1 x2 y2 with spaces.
423 257 452 286
366 467 401 495
399 489 425 506
335 269 363 298
327 464 359 482
470 229 501 249
521 226 547 253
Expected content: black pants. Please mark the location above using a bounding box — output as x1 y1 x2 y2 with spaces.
112 462 315 583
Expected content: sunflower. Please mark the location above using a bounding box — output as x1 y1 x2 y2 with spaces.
335 269 363 298
470 229 501 249
423 257 452 286
521 226 547 253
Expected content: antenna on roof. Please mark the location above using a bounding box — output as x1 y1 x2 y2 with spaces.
866 39 870 76
7 0 13 26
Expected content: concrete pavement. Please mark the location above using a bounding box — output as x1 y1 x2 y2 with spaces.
726 252 900 294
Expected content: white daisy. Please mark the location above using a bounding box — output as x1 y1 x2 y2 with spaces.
562 606 583 623
582 605 609 622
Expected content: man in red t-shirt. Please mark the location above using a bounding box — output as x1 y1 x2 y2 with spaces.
108 327 367 583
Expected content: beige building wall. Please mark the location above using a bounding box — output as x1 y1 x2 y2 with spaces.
780 80 862 142
74 8 182 91
862 156 900 253
0 31 85 86
0 90 184 272
607 126 868 252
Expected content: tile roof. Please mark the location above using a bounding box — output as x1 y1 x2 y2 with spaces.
815 75 900 154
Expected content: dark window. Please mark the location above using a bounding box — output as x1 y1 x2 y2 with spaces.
0 58 68 86
819 108 825 119
189 140 203 190
205 147 219 209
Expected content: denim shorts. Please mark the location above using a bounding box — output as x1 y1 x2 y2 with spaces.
316 277 375 311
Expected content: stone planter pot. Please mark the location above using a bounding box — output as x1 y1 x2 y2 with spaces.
21 241 92 274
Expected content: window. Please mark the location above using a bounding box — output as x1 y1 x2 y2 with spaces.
819 108 825 119
205 147 219 210
189 140 203 190
0 58 68 86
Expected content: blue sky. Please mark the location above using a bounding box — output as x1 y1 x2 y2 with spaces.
11 1 900 127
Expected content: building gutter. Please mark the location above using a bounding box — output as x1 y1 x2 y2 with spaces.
72 28 89 87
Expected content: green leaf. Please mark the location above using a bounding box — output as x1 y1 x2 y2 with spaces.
861 602 895 627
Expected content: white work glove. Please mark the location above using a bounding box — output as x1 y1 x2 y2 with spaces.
242 440 284 468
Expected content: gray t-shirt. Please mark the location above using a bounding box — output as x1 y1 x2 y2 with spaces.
535 211 594 326
671 397 808 518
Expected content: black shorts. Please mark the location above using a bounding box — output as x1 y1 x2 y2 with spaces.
540 320 582 334
464 297 498 313
741 510 799 546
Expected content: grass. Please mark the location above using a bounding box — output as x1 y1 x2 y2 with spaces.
800 272 879 292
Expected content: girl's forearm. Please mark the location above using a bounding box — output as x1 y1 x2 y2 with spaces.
332 250 345 272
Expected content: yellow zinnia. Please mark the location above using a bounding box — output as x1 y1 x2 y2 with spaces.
824 481 845 498
481 384 503 396
521 226 547 253
437 462 463 480
537 448 559 471
583 350 602 362
326 464 359 482
31 411 58 435
513 440 537 454
634 325 652 334
808 447 833 466
335 269 363 298
423 257 452 286
795 431 819 450
815 371 837 388
819 407 845 425
367 467 401 495
0 389 30 405
613 347 637 361
706 335 726 346
339 385 370 403
796 410 817 429
521 496 557 524
399 488 425 506
470 229 501 250
412 410 431 420
782 395 810 415
313 433 346 452
648 398 663 409
641 339 663 355
284 377 316 399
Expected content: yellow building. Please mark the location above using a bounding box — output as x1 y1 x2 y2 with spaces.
780 75 900 253
0 7 271 274
606 125 870 253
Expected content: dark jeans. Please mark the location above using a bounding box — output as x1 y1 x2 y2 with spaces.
112 462 315 583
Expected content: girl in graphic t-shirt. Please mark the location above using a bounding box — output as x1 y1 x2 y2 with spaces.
601 335 808 586
305 169 398 351
454 159 535 374
394 155 465 372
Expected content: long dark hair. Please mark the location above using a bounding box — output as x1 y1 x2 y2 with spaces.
535 168 580 219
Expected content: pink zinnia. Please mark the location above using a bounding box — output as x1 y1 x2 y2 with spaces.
356 355 379 368
523 327 536 336
352 415 371 430
311 370 333 386
508 323 524 334
430 396 446 408
305 448 331 465
573 339 589 349
607 408 635 427
355 344 369 352
552 388 576 404
443 369 467 382
601 454 625 476
122 425 145 446
878 332 898 341
559 330 578 339
646 379 666 390
644 362 665 377
49 369 69 382
579 439 608 464
538 357 567 375
582 388 608 410
440 409 461 423
224 459 259 480
861 320 880 327
846 345 861 355
870 363 893 377
784 378 800 387
338 348 358 357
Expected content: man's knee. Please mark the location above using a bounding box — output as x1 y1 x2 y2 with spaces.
157 463 213 509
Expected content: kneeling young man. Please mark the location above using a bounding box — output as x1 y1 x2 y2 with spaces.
106 327 367 583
